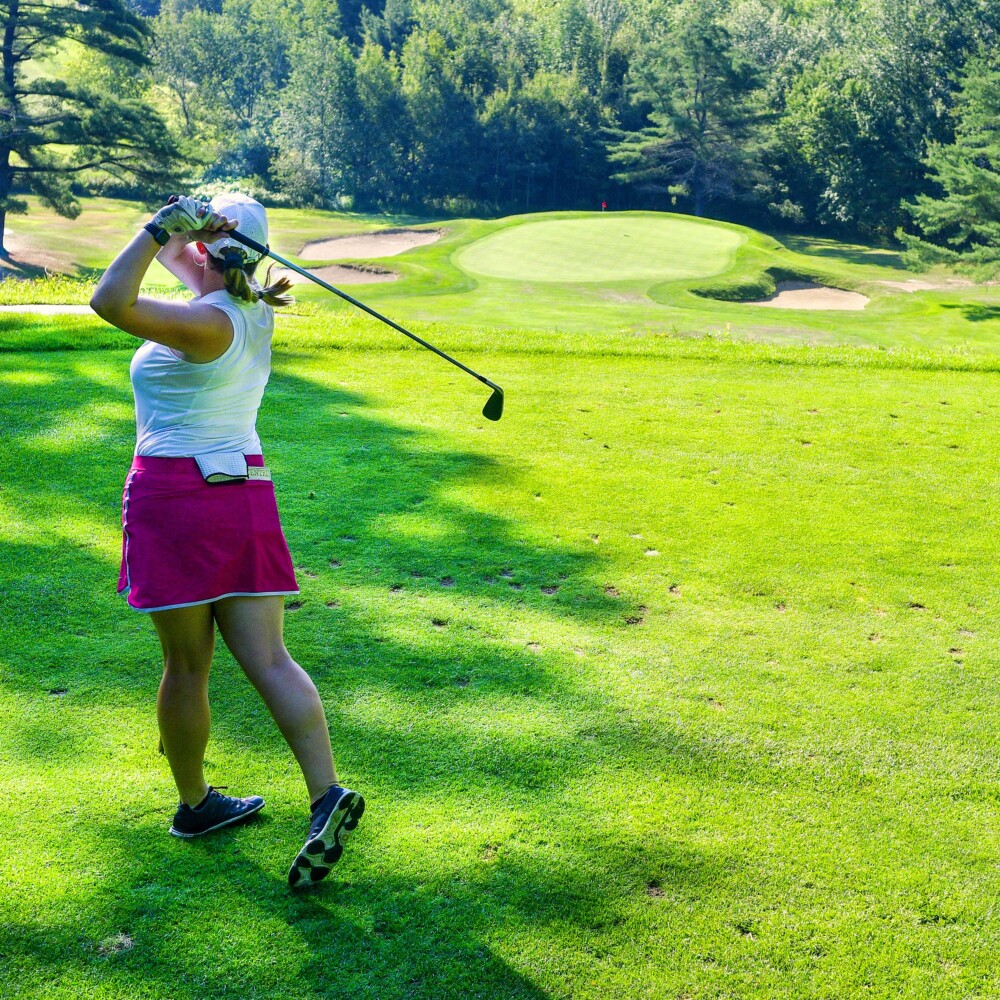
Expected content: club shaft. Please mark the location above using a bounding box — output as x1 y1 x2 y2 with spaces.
229 229 502 394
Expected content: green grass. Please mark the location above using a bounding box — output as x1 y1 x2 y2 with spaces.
6 199 1000 357
1 196 433 288
9 199 1000 352
3 304 1000 997
456 215 743 281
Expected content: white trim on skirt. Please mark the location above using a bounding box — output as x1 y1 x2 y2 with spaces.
119 588 300 614
121 469 136 597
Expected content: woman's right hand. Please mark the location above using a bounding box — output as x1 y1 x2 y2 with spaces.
196 214 238 244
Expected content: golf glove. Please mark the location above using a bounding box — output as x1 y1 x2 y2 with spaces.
151 196 211 236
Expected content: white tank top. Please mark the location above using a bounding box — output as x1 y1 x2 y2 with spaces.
131 290 274 457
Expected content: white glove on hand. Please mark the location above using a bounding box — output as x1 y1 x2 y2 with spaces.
151 196 210 236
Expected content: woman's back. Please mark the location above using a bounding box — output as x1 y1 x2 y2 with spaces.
131 291 274 457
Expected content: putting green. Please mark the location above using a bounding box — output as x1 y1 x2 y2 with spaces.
455 214 743 283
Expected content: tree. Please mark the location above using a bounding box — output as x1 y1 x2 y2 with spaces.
150 0 295 185
552 0 601 94
900 57 1000 276
585 0 626 97
151 2 209 137
337 0 381 46
0 0 180 259
353 42 410 209
770 0 1000 236
480 71 606 211
401 29 481 205
611 0 766 216
274 31 361 207
360 0 414 56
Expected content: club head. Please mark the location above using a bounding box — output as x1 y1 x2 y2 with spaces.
482 387 504 421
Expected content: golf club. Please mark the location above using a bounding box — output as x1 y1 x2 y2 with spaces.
226 228 505 421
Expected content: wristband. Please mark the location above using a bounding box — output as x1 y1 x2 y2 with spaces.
143 222 171 246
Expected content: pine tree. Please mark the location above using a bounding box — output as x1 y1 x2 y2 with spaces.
0 0 179 260
609 0 765 217
900 57 1000 275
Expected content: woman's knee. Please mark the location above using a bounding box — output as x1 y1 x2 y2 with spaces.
162 652 212 677
238 648 297 684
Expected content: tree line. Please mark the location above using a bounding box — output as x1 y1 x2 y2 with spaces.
3 0 1000 268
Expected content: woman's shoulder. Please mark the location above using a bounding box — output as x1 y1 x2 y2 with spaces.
197 290 272 346
197 289 269 315
197 289 246 308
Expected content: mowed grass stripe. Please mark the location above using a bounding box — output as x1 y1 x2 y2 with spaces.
2 337 1000 998
456 214 743 282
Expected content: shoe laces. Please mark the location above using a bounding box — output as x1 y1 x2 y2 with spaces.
186 786 228 811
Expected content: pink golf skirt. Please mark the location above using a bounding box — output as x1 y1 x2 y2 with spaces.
118 455 299 612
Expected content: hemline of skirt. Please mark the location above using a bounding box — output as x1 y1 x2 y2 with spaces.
118 587 301 614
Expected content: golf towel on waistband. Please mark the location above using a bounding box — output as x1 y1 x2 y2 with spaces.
195 451 249 482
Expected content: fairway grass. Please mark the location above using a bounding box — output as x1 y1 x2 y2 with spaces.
9 199 1000 357
3 315 1000 998
1 196 433 287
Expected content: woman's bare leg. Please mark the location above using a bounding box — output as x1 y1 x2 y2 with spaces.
213 595 337 803
150 603 216 806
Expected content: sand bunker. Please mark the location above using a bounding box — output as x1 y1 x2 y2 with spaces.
300 229 442 260
747 281 869 310
275 264 397 286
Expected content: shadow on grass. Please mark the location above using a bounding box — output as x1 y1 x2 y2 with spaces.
939 302 1000 323
0 347 715 997
0 251 50 279
1 805 716 999
772 233 908 270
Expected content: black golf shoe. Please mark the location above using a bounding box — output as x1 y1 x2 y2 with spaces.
169 787 265 838
288 784 365 889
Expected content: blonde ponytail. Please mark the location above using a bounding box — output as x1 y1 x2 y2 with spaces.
222 261 255 303
210 250 294 308
257 264 295 307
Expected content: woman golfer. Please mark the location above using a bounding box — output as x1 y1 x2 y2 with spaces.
91 194 363 888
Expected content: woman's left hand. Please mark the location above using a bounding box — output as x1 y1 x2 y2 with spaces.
152 197 237 240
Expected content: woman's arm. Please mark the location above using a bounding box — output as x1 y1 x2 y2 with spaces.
156 234 210 296
90 203 237 364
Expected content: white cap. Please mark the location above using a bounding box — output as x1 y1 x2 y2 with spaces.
206 192 268 265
